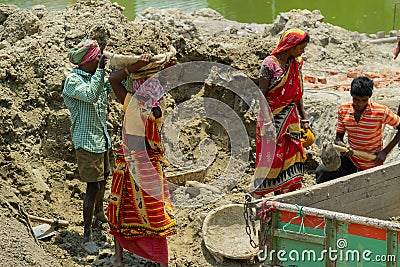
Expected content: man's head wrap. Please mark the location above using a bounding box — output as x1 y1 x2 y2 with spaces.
68 39 100 66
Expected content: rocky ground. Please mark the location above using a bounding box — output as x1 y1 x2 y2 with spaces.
1 1 400 267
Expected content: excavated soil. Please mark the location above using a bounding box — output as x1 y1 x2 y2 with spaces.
2 1 400 266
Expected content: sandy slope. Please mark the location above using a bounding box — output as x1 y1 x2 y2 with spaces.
1 1 400 266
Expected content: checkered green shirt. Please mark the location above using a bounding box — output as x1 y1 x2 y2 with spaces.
62 68 113 153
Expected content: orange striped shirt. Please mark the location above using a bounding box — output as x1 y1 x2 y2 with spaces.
337 101 400 169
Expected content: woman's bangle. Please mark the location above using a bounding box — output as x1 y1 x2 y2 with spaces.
301 119 309 123
124 67 130 76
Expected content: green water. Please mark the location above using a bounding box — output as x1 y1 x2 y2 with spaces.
1 0 399 34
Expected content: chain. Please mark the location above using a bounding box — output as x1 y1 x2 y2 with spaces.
250 203 257 234
244 194 257 248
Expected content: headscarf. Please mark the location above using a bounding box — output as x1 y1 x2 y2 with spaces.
133 77 165 109
68 39 100 66
270 29 308 55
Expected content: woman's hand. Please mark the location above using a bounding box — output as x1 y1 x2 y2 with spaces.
152 106 162 118
302 121 310 130
136 53 152 68
124 54 152 75
164 57 177 68
301 119 311 130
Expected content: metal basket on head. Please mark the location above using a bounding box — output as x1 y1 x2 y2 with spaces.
202 204 259 263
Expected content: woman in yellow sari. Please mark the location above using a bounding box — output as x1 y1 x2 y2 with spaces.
251 29 311 196
106 54 176 267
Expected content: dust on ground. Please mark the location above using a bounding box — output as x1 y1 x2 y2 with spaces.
1 1 400 266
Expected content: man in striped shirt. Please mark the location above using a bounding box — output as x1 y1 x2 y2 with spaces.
62 40 112 254
316 76 400 183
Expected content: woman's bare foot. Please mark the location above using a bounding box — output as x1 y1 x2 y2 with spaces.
94 211 108 223
82 240 99 255
113 238 123 266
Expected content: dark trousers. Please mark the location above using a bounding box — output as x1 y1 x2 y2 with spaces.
316 155 362 184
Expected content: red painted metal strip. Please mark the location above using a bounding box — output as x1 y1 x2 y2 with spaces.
348 223 386 241
279 210 325 229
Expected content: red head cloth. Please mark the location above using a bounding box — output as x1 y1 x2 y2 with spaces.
271 29 308 55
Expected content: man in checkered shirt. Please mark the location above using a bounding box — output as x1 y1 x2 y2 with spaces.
62 39 112 255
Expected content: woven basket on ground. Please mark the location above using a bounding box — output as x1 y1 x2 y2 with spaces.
165 167 207 186
202 204 259 262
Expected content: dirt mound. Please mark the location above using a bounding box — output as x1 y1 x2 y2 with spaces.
1 1 400 266
0 180 61 267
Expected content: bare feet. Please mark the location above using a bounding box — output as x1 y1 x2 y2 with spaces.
94 211 108 223
113 260 123 267
114 238 123 267
82 240 99 255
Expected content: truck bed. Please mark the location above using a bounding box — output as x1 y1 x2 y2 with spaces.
252 161 400 266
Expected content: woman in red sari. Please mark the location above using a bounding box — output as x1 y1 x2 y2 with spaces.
251 29 311 196
106 54 177 267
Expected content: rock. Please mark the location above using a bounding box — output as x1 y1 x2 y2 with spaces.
185 187 201 198
390 30 397 37
31 5 47 19
360 33 369 40
346 71 359 78
0 10 42 43
304 75 316 83
377 31 386 38
0 4 19 23
317 77 327 84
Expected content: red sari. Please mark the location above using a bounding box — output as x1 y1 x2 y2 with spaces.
107 80 176 264
251 29 308 196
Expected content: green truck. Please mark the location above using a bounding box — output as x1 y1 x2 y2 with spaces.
248 161 400 267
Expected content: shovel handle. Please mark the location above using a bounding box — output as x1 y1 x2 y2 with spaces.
28 215 69 227
332 144 376 160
